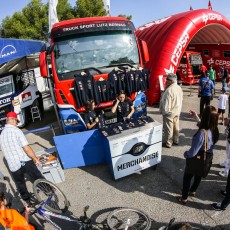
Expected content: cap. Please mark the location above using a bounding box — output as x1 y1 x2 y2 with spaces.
166 73 177 83
222 87 227 93
6 112 19 122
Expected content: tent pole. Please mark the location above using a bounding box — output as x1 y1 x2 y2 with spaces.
47 76 63 134
46 65 64 134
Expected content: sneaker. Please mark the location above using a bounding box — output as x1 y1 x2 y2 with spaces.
162 143 171 148
219 162 226 168
173 142 179 146
220 190 227 197
212 203 226 211
219 171 229 177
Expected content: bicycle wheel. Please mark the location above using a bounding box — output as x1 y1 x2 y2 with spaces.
33 179 69 214
107 208 151 230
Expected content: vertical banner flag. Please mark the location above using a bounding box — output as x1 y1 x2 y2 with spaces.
189 5 193 11
208 0 212 10
49 0 59 32
103 0 110 15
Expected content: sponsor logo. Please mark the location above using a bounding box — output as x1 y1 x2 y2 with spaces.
202 13 222 25
138 16 171 31
171 32 189 66
117 151 159 171
21 92 32 102
165 32 190 74
0 97 11 105
0 45 17 59
63 22 126 32
129 142 148 156
12 98 20 106
207 58 230 67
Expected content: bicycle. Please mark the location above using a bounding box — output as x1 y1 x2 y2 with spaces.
31 178 152 230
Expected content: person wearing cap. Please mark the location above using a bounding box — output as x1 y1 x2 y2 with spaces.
159 73 183 148
0 111 43 204
198 71 214 116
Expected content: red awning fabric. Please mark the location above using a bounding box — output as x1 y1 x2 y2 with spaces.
136 9 230 104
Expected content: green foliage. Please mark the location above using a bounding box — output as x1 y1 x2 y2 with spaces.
0 0 74 40
0 0 131 40
118 14 132 21
74 0 106 18
1 0 47 40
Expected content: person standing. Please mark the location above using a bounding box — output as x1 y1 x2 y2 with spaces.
200 64 207 74
217 87 228 125
0 112 43 204
212 169 230 211
198 72 214 116
208 65 216 94
177 106 219 204
160 73 183 148
219 117 230 177
220 65 228 88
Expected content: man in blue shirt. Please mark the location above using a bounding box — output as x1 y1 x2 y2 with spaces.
198 72 214 116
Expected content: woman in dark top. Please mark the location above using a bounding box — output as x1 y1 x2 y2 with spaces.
177 105 219 204
111 91 135 122
84 100 99 130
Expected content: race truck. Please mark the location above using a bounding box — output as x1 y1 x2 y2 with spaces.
176 51 203 85
39 16 149 134
0 69 43 132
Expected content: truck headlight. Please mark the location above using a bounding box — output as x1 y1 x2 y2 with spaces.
63 119 79 126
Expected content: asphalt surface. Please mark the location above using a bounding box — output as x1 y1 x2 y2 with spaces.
0 82 229 230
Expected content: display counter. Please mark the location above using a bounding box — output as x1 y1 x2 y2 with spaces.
103 120 162 179
53 119 162 180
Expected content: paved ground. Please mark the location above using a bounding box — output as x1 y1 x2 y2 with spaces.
0 82 229 230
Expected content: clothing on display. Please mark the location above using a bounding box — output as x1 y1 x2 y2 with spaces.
74 68 150 108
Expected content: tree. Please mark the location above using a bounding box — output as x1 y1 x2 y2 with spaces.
74 0 106 18
118 14 132 21
1 0 47 40
0 0 74 40
0 0 130 40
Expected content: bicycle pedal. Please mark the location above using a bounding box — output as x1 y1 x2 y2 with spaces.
80 216 91 224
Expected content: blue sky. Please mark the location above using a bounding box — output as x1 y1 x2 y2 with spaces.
0 0 230 28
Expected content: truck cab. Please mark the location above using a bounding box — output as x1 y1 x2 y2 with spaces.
40 17 149 134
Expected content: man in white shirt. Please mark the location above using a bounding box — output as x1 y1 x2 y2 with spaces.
0 112 43 204
160 73 183 148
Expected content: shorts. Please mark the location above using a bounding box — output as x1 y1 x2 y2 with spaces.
218 108 225 114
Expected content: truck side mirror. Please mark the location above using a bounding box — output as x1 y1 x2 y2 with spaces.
140 40 149 63
40 51 48 77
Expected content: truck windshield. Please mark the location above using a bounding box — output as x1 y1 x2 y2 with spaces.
190 54 202 65
54 31 139 79
0 75 14 98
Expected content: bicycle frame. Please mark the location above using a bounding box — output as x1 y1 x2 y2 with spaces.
34 194 85 230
